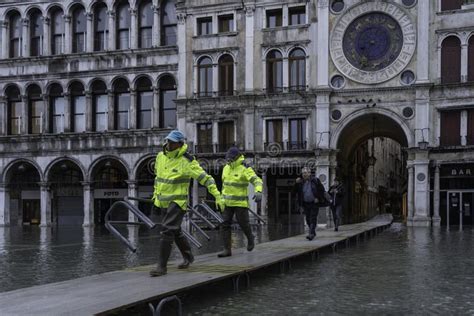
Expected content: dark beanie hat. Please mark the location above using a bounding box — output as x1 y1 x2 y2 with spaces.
225 147 240 160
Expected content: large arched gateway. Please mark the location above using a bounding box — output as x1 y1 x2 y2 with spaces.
331 109 411 224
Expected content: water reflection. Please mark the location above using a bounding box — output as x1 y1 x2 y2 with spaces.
184 224 474 315
0 223 304 293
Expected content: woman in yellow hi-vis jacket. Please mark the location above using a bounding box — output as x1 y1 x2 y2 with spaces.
218 147 263 257
150 130 224 277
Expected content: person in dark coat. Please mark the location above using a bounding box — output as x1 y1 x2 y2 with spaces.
294 167 327 240
328 179 344 231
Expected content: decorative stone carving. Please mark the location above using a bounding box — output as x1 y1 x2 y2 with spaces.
330 1 416 84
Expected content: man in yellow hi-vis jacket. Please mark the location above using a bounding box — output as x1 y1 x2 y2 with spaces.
150 130 224 277
218 147 263 257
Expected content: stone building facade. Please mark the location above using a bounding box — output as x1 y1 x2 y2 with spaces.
0 0 473 228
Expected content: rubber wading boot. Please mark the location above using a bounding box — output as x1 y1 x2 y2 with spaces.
306 224 316 241
217 229 232 257
175 233 194 269
150 236 173 277
246 236 255 252
241 223 255 252
334 218 339 232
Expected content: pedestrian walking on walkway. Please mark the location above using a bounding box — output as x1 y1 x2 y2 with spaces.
150 130 224 277
218 147 263 257
294 167 326 240
328 179 344 231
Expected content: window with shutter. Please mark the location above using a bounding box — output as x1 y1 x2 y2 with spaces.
440 111 461 146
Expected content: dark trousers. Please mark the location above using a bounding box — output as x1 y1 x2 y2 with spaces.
302 202 319 228
161 202 185 239
221 206 254 241
331 204 342 225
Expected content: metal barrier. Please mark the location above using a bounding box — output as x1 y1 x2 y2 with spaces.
105 197 221 252
104 199 157 253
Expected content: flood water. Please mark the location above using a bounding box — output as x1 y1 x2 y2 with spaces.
0 222 304 293
184 224 474 315
2 224 474 315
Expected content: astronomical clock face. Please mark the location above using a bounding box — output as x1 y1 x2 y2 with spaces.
330 2 416 84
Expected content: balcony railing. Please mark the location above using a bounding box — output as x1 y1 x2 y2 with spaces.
289 85 306 92
264 141 285 151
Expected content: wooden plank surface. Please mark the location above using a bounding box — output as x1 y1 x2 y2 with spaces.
0 216 392 315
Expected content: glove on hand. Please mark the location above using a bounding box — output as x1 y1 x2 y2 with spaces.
253 192 262 203
216 198 225 212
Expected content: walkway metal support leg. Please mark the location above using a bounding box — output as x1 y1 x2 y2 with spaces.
148 295 182 316
279 259 292 274
233 272 250 293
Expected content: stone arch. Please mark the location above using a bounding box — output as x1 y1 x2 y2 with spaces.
132 154 156 180
88 155 131 182
330 107 413 151
2 158 43 183
44 156 87 182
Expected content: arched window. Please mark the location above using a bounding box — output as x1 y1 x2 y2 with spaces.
70 82 86 132
113 78 130 130
91 80 108 131
136 77 152 129
6 85 22 135
27 85 44 134
9 12 22 58
51 8 65 55
30 10 44 56
441 0 463 11
94 3 108 51
161 0 177 46
72 5 86 53
49 83 65 133
266 50 283 93
116 1 130 49
441 36 461 84
139 1 153 48
289 48 306 91
198 57 213 97
218 55 234 96
159 76 176 128
468 36 474 82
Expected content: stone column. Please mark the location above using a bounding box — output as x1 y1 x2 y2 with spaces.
63 92 72 132
42 94 50 134
0 97 6 135
64 15 71 54
317 0 329 87
21 18 29 57
86 12 94 52
39 182 51 227
129 89 137 130
177 13 187 98
282 57 289 92
107 90 115 130
416 0 430 83
85 91 93 131
126 180 137 223
0 183 10 226
152 86 160 128
82 181 94 227
107 10 116 51
244 109 255 151
315 93 330 148
407 163 414 224
412 158 431 226
433 163 441 226
43 17 50 56
415 87 430 145
152 5 160 47
460 110 468 146
130 8 138 49
21 95 28 135
461 44 468 82
1 21 8 59
244 6 255 93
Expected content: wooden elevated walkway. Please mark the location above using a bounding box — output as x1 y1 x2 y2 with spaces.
0 215 392 316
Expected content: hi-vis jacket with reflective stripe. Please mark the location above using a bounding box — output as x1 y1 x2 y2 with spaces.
222 155 263 208
153 143 220 211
